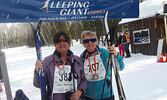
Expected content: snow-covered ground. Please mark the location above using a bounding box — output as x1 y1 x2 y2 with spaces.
0 42 167 100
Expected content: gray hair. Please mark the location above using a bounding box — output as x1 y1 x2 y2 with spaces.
81 30 98 44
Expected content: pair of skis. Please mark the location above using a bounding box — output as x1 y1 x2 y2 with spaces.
29 21 46 100
30 21 77 100
102 11 126 100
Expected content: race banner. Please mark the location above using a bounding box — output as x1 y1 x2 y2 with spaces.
0 0 139 23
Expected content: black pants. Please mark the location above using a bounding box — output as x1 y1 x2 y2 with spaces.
84 95 115 100
123 43 131 57
0 66 2 80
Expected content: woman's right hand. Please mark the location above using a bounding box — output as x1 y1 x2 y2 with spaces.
35 60 43 74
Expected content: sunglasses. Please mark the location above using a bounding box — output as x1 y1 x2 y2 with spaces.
83 38 96 44
55 39 68 43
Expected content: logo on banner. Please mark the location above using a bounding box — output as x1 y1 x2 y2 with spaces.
33 0 105 16
40 0 90 15
31 0 106 21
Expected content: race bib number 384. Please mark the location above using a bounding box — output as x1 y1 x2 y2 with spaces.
53 65 77 93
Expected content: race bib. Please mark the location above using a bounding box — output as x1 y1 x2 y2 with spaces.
53 65 77 93
84 54 106 82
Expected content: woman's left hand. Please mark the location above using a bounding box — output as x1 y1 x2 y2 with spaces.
107 46 118 56
70 90 82 100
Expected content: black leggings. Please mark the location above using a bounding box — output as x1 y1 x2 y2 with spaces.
84 95 115 100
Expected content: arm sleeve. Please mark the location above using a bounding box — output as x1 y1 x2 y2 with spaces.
103 49 111 81
115 53 125 71
33 69 41 88
77 59 87 93
33 59 49 88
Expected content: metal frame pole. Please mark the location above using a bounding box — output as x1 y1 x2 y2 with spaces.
164 14 167 52
0 49 12 100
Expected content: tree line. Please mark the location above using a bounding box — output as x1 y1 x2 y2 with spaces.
0 19 121 49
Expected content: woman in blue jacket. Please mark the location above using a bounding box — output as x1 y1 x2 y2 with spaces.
80 31 125 100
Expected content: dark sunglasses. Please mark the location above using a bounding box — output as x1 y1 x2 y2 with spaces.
83 38 96 44
55 39 68 43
